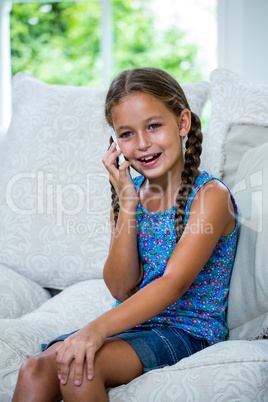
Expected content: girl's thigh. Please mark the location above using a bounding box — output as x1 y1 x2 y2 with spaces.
92 337 143 387
58 339 143 401
43 334 143 387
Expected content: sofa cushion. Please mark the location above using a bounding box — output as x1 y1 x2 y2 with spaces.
0 72 210 289
0 265 51 319
222 123 268 190
108 340 268 401
227 143 268 340
201 68 268 179
0 72 110 289
0 279 114 356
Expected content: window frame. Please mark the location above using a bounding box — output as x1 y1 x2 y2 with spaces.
0 0 112 131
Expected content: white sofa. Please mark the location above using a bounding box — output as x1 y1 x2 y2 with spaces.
0 69 267 401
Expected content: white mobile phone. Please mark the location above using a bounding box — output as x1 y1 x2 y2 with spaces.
110 127 132 181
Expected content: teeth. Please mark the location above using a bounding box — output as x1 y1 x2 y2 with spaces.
142 156 154 162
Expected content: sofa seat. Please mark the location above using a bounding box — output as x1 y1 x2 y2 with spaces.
1 277 267 401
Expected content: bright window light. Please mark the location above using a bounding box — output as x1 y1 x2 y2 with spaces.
10 0 217 86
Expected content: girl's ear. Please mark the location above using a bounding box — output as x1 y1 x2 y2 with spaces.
178 109 191 138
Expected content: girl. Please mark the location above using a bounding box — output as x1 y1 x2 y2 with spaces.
13 67 238 402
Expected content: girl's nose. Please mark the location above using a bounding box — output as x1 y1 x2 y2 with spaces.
137 131 152 151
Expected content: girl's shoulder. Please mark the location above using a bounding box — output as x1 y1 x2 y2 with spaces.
187 170 238 220
192 170 235 198
193 170 217 188
133 175 145 194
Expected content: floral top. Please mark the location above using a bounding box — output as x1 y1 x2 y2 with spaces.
115 171 238 345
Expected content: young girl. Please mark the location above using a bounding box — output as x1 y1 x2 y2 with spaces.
13 67 238 402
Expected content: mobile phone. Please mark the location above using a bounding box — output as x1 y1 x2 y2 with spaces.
110 127 132 181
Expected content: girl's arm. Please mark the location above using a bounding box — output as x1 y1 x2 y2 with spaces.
102 142 140 301
103 207 140 301
56 180 236 386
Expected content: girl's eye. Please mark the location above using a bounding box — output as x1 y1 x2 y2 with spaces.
149 123 161 130
120 131 133 138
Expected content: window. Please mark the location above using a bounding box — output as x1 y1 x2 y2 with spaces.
0 0 217 130
10 1 103 86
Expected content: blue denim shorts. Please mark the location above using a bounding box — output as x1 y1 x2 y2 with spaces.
42 327 208 374
113 327 208 373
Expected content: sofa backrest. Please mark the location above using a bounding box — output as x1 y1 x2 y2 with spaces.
227 143 268 340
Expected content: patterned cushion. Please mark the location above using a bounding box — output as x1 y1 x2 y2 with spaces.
201 68 268 178
227 143 268 340
0 73 110 289
0 265 50 319
222 123 268 190
108 339 268 401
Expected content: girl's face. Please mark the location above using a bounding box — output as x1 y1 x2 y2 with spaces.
111 92 190 181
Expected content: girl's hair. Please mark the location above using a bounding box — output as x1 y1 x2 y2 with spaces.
105 67 203 298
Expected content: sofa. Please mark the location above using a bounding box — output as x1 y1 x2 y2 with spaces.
0 68 267 401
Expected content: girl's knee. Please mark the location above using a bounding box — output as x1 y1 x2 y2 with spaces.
14 353 61 402
18 353 55 384
18 356 42 381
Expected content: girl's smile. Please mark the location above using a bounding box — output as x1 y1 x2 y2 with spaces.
112 92 190 184
137 152 162 167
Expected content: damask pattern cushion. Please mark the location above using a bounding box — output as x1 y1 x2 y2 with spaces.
201 68 268 178
180 80 210 116
222 123 268 189
108 340 268 401
0 73 110 289
0 265 51 319
227 143 268 340
0 73 210 289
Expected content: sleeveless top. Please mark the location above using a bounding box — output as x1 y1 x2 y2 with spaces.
114 171 238 345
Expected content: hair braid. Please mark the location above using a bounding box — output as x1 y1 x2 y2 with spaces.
174 111 203 241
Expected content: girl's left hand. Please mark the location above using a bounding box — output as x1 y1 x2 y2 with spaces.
55 323 105 386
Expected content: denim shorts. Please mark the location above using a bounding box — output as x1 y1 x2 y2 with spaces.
113 327 208 373
42 327 208 373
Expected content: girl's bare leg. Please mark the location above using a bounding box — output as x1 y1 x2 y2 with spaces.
60 337 143 402
12 337 143 402
12 342 62 402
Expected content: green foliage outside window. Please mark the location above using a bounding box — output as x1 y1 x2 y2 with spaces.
10 0 203 87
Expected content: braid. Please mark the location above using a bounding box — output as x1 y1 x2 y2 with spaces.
109 136 120 227
175 111 203 241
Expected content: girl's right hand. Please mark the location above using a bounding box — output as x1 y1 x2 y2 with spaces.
102 142 138 211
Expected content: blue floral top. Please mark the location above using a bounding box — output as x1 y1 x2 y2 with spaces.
115 171 238 345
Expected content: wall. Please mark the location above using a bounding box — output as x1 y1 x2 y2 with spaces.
218 0 268 84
